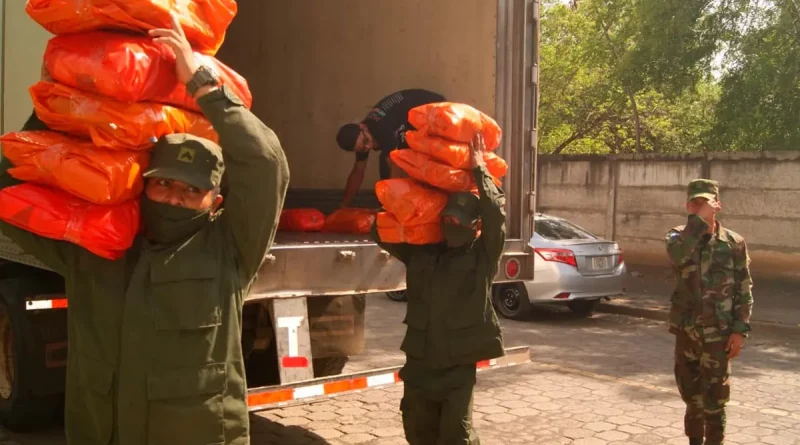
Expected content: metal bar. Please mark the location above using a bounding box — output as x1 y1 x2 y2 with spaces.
247 346 531 412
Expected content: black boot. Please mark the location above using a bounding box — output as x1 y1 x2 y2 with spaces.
689 438 703 445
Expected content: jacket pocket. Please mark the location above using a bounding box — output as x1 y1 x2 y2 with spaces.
446 323 503 361
147 363 226 445
150 259 222 331
66 357 114 444
400 326 427 359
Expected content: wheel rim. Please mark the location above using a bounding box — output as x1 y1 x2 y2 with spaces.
500 287 520 314
0 305 15 400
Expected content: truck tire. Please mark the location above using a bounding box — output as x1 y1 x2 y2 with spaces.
0 288 63 432
312 356 349 378
492 282 533 320
385 290 408 302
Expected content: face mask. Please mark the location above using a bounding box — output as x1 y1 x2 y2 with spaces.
140 198 210 245
443 223 477 248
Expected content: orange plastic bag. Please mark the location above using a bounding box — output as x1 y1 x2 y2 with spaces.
279 209 326 232
377 212 443 245
405 130 508 171
44 32 253 112
0 131 148 205
26 0 237 55
322 208 377 235
30 81 217 151
375 178 447 226
0 183 139 260
408 102 502 150
390 150 504 193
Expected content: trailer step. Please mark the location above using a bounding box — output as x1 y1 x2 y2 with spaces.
246 345 530 412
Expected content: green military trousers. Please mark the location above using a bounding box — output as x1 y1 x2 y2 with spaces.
674 328 732 445
399 358 479 445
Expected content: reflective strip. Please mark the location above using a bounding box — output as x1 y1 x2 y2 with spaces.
25 299 68 310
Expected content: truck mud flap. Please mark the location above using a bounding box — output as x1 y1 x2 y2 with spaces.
246 345 530 412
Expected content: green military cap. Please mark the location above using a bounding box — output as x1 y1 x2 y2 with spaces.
442 192 481 225
687 179 719 201
143 133 224 190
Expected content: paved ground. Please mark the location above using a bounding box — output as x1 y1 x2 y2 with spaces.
2 279 799 445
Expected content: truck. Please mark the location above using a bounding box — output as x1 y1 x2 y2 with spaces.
0 0 540 431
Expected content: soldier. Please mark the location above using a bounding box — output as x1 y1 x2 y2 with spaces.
371 133 505 445
0 14 290 445
665 179 754 445
336 88 446 208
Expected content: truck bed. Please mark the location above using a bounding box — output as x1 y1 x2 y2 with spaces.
273 232 373 247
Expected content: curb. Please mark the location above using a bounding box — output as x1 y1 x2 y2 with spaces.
597 301 800 333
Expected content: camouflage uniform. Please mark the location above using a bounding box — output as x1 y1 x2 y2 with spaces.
665 179 754 445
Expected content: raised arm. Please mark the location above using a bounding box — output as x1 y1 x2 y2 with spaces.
665 215 709 267
198 87 290 279
151 14 290 280
0 112 76 274
470 135 506 264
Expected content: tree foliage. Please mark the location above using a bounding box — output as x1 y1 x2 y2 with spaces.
539 0 799 154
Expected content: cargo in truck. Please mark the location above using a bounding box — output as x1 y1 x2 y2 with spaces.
0 0 540 431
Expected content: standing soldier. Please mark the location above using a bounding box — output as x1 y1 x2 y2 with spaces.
371 133 505 445
665 179 754 445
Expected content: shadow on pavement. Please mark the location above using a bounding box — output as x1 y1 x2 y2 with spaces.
249 414 333 445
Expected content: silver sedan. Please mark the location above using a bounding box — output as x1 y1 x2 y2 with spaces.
492 213 627 320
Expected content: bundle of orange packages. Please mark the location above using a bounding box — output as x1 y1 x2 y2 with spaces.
0 1 249 259
375 103 507 245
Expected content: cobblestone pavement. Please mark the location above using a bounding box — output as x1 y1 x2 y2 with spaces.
2 293 799 445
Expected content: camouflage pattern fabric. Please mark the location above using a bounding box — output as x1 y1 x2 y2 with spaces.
665 214 754 340
675 326 731 445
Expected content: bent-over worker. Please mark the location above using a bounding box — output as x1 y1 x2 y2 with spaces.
336 88 445 208
0 14 290 445
371 134 505 445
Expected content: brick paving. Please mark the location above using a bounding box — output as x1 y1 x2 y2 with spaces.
2 290 799 445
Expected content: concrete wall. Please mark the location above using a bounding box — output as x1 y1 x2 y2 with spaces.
538 152 800 278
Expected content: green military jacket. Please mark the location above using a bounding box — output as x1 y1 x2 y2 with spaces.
372 165 506 369
0 86 290 445
665 214 754 342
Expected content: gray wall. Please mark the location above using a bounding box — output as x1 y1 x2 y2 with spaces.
538 152 800 278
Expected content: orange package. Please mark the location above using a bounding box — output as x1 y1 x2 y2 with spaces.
405 130 508 171
0 183 139 260
322 208 377 235
44 32 253 112
29 81 217 151
26 0 237 55
408 102 502 150
279 209 326 232
377 212 443 245
0 131 148 205
375 178 447 226
390 150 504 193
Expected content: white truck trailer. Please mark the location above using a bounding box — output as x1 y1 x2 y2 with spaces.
0 0 540 431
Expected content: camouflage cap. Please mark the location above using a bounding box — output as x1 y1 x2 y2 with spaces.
143 133 224 190
442 192 481 225
687 179 719 201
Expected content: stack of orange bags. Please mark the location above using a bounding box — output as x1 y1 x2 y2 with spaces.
376 102 507 245
0 0 251 260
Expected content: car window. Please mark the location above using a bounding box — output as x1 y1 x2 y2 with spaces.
535 216 597 240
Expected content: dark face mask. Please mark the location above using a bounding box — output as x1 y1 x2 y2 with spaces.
443 222 477 248
140 198 210 245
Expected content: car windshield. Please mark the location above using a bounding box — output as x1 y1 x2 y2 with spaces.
535 215 597 240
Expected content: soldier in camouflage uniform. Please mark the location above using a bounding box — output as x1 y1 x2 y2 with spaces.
665 179 754 445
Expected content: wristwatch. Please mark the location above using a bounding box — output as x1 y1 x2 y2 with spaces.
186 66 220 97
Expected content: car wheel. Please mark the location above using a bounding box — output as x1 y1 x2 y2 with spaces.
492 283 532 320
567 299 599 317
386 290 408 302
